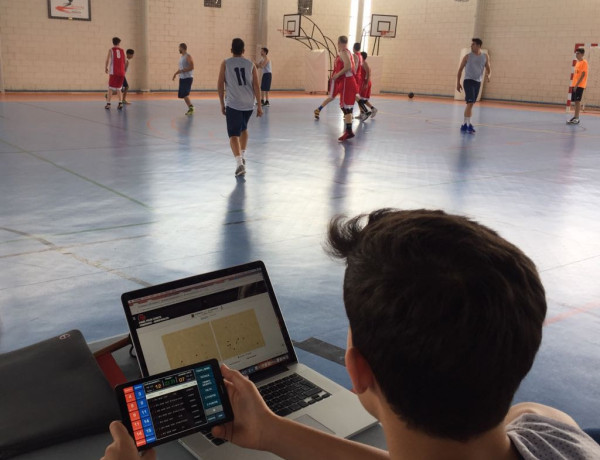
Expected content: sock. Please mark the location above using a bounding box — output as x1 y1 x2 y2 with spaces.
464 117 471 125
318 105 323 111
235 155 243 166
346 122 352 133
241 149 246 159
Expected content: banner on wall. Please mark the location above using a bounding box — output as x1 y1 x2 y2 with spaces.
48 0 91 21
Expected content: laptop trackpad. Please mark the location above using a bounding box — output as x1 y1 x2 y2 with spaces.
293 414 335 435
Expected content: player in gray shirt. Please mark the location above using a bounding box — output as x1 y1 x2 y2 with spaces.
218 38 262 177
457 38 491 133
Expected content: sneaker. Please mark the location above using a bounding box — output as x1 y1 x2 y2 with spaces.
235 164 246 177
242 157 246 166
358 112 369 122
460 123 468 132
262 100 270 106
467 124 476 133
370 107 378 118
338 131 355 142
314 108 320 120
567 117 579 125
105 103 111 110
185 106 194 116
118 102 124 111
355 113 363 119
260 100 264 106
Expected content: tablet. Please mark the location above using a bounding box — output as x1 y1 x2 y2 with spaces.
115 359 233 450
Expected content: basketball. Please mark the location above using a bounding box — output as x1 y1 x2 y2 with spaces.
408 92 414 99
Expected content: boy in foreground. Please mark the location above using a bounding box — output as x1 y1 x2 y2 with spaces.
103 209 600 460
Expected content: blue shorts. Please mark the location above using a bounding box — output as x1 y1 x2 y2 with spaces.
226 107 253 137
178 77 193 98
463 79 481 104
261 73 272 91
571 87 584 102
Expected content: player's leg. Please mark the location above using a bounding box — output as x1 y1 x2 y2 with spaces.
226 107 246 176
338 79 357 141
315 77 338 119
105 86 112 109
122 78 130 104
239 110 253 165
117 88 124 110
568 88 583 124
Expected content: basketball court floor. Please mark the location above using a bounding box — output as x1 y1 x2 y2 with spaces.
1 92 599 427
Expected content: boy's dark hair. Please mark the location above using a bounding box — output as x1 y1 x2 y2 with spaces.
126 49 135 55
232 38 245 55
353 42 361 52
576 47 585 55
179 43 187 51
112 37 121 46
338 35 348 45
327 209 546 441
360 51 367 60
472 37 483 46
262 47 269 54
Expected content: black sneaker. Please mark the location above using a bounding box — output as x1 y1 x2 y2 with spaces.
118 102 124 111
263 100 270 106
105 103 111 110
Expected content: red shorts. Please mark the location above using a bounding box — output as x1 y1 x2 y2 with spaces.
359 80 372 100
330 76 357 109
108 74 125 90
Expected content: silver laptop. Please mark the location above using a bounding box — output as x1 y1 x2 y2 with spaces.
121 261 377 459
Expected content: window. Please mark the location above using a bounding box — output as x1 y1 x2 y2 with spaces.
204 0 221 8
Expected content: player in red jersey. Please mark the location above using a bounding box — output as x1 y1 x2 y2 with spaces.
313 36 357 141
105 37 126 110
357 51 378 120
352 43 368 120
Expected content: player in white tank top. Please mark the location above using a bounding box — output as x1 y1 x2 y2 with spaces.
218 38 262 177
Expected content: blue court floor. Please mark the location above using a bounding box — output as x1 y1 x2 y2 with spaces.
1 94 599 427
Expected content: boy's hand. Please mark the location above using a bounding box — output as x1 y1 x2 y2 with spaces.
101 421 156 460
211 364 276 450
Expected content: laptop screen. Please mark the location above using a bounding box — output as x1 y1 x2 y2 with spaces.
122 262 296 377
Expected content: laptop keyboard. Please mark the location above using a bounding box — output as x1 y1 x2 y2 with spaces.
201 373 329 446
258 373 330 417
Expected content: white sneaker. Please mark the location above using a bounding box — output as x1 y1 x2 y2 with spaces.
235 164 246 176
370 107 378 118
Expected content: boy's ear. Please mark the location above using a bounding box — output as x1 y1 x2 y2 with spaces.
345 346 375 394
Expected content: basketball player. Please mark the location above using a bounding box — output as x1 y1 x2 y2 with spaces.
172 43 195 116
104 37 126 110
218 38 263 177
456 38 491 133
122 49 134 105
314 36 357 141
256 47 272 106
357 52 378 121
352 43 368 120
567 48 588 125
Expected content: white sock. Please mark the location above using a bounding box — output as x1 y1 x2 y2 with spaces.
235 155 243 167
241 150 246 159
464 117 470 124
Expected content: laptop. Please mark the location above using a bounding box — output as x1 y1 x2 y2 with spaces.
121 261 377 460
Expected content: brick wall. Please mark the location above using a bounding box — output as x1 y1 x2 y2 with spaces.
369 0 477 97
2 0 598 103
0 0 141 91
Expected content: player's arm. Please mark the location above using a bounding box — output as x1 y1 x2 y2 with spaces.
252 65 263 117
218 60 226 115
183 54 194 73
105 50 111 74
125 60 129 73
485 54 491 82
212 365 388 460
504 402 579 428
574 64 586 88
456 55 468 91
363 61 371 84
255 57 264 68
